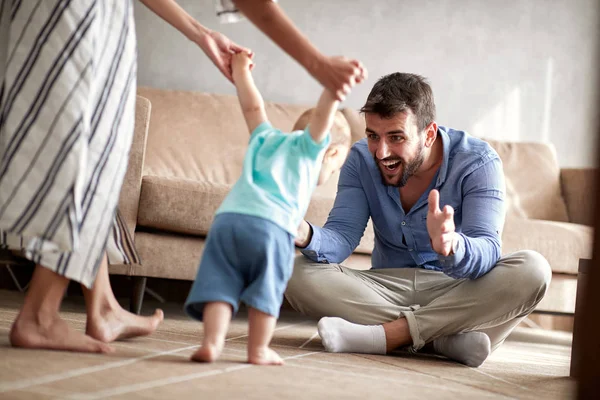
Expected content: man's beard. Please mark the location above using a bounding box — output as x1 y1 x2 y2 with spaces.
375 147 425 187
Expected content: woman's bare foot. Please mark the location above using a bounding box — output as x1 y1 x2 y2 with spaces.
10 312 113 353
191 342 223 363
86 307 164 343
248 346 284 365
82 254 164 343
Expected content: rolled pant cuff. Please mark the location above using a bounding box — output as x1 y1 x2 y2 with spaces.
401 308 425 351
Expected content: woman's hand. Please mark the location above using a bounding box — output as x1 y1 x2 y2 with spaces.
197 30 253 83
310 56 368 101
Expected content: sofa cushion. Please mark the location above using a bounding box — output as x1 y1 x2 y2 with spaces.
502 217 592 275
137 176 229 236
137 174 376 255
132 230 375 281
483 139 569 223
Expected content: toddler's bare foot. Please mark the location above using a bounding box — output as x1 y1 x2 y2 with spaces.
248 346 284 365
10 312 113 353
191 342 223 363
87 308 164 343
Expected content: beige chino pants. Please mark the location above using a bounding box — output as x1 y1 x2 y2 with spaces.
285 250 551 351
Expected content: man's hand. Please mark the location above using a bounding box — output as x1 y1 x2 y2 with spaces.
426 189 457 256
295 220 313 248
197 30 253 83
311 56 367 101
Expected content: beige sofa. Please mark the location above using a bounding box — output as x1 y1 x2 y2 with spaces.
111 87 594 317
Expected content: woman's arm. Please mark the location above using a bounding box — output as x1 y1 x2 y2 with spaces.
232 0 366 100
138 0 251 82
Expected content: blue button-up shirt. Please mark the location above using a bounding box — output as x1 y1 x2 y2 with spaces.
301 127 505 279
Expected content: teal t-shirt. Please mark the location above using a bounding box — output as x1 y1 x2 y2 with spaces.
216 121 330 235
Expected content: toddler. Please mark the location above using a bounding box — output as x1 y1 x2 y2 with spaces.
184 52 354 365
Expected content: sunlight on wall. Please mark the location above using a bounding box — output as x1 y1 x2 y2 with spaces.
541 58 554 143
472 86 521 141
471 57 555 144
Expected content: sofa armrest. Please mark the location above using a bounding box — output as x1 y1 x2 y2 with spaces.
117 95 151 237
560 168 597 226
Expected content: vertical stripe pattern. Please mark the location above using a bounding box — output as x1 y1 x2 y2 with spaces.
0 0 140 288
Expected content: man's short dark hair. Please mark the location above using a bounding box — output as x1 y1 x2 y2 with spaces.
360 73 436 132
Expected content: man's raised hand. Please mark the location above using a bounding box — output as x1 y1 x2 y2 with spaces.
426 189 457 256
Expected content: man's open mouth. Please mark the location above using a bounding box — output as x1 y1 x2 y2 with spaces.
380 159 401 172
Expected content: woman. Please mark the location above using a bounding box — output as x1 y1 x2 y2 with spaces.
0 0 365 353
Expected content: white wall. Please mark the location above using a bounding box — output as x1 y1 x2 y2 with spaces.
135 0 600 167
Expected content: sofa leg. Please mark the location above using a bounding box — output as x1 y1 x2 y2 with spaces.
130 276 147 315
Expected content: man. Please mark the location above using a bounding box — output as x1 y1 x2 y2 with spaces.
286 72 551 367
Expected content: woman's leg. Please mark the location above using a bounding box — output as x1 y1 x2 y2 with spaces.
10 265 113 353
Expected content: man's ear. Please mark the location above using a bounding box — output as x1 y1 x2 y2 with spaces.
424 122 438 147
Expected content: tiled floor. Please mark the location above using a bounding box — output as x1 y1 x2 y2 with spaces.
0 290 575 399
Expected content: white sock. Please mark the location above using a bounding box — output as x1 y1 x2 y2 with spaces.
433 332 491 367
317 317 387 355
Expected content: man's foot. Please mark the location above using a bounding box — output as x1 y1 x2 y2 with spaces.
191 342 223 363
317 317 387 354
433 332 491 367
10 312 113 353
248 346 284 365
86 307 164 343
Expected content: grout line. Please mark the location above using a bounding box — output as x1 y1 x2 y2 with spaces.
0 344 199 393
65 351 321 399
141 336 198 346
0 316 85 325
139 320 308 343
67 367 251 400
0 312 86 324
357 352 533 395
285 351 322 360
145 334 322 352
294 356 434 375
110 342 165 353
299 331 319 349
285 362 512 399
168 347 247 360
225 321 307 342
463 364 532 391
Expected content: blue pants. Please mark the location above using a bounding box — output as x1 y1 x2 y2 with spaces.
185 213 294 320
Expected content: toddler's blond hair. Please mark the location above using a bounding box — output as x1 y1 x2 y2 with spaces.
293 109 351 148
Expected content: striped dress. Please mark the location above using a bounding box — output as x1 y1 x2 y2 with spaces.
0 0 139 288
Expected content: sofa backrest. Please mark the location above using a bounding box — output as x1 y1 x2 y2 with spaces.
482 139 569 223
138 87 357 184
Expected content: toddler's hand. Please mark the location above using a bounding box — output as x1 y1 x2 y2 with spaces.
232 52 254 75
196 30 252 83
311 56 367 101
